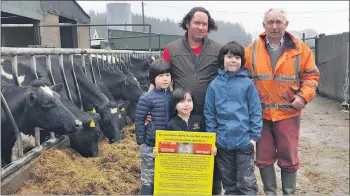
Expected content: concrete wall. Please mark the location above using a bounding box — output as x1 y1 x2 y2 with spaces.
317 32 349 103
77 26 90 49
40 13 61 48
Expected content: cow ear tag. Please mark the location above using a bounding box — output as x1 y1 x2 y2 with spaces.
92 107 96 113
89 120 96 128
120 108 125 112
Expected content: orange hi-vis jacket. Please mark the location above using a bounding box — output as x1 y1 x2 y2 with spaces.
245 31 320 121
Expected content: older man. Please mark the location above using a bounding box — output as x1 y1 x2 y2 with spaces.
245 8 320 195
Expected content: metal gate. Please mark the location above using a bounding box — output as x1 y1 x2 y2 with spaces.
302 33 319 66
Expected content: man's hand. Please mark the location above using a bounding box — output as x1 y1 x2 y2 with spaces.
144 112 152 125
250 139 257 161
250 139 256 152
291 95 306 109
148 84 155 92
250 139 256 146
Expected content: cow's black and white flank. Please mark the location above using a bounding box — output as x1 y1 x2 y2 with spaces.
1 56 124 144
1 79 83 165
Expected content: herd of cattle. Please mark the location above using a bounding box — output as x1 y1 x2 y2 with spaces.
1 53 155 166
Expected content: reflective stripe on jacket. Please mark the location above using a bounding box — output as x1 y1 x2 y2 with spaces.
245 31 320 121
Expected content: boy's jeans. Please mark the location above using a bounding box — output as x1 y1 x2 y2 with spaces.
216 143 258 195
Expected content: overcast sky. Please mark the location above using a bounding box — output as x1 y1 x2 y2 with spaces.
77 1 349 36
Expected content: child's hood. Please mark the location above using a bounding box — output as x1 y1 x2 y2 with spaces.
218 67 249 79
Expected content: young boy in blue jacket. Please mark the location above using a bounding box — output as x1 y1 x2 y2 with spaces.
204 41 262 195
135 59 173 195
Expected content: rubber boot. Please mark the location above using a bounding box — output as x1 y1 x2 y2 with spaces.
141 184 153 195
259 165 277 195
281 170 297 195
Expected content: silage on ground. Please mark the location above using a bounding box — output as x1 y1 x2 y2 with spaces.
16 125 142 195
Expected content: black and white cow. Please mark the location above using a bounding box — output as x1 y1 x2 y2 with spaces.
10 94 102 160
11 133 36 162
1 79 83 165
38 94 103 158
1 56 105 158
1 56 124 144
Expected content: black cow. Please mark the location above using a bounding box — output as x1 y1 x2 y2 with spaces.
1 79 83 165
1 55 124 143
120 56 154 90
84 56 143 122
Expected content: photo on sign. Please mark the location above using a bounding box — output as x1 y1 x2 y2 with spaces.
177 143 194 154
158 142 212 155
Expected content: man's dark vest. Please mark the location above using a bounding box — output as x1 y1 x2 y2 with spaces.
167 34 222 114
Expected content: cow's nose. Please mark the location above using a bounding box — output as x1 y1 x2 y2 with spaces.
74 119 83 130
109 139 117 144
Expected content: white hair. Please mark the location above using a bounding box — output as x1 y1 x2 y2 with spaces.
263 8 288 24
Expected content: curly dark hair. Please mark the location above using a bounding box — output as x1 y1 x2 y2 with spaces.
179 7 218 33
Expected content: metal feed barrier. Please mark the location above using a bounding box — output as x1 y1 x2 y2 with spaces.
1 47 161 180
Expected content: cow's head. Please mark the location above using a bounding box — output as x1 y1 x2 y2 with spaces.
130 56 152 72
68 111 102 157
120 73 143 102
99 68 143 103
90 101 123 144
52 95 103 158
122 58 151 91
115 100 131 129
25 79 83 134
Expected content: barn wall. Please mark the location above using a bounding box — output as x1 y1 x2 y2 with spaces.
77 25 91 48
40 13 61 48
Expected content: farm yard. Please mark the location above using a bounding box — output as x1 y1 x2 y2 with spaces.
1 0 349 195
257 95 349 195
12 95 350 195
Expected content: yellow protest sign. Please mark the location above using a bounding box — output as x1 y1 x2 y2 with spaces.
154 130 216 195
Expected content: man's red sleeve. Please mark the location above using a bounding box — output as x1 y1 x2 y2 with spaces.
162 47 170 64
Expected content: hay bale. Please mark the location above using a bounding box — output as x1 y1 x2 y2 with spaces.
16 125 141 195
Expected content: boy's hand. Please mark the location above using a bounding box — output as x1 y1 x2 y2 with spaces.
153 147 158 157
212 147 217 156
